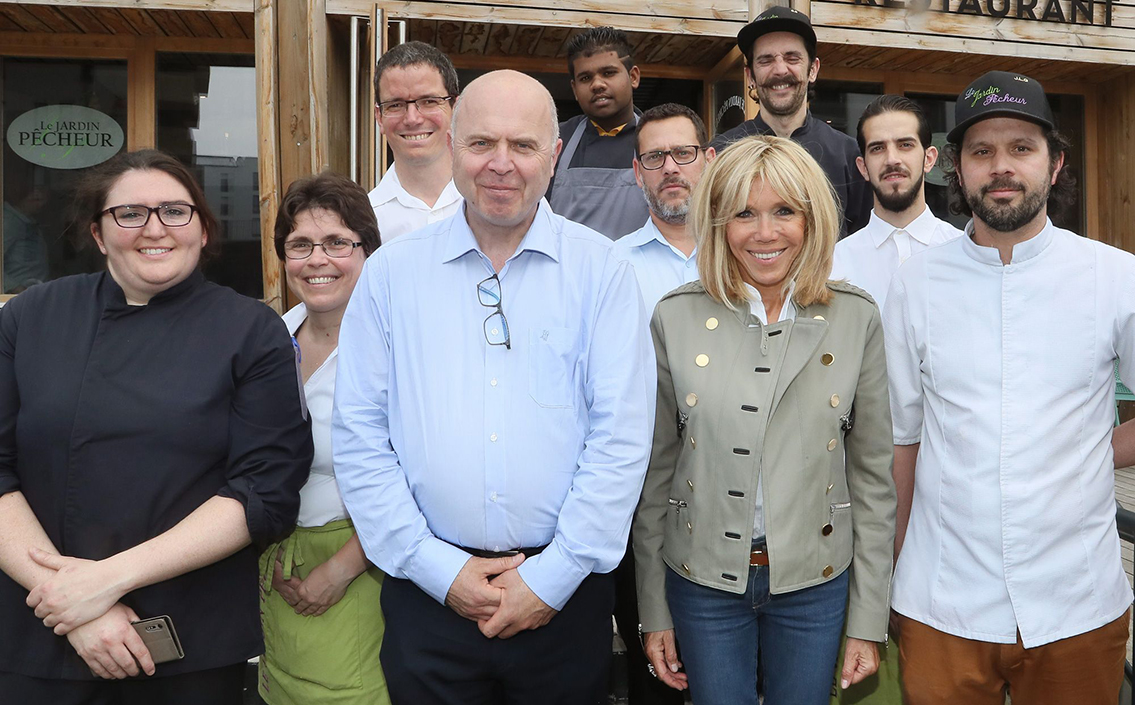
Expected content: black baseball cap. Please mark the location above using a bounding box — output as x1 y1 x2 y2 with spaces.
948 71 1055 144
737 6 817 62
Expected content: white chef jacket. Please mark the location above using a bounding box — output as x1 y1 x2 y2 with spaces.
368 163 462 242
884 219 1135 647
832 206 961 313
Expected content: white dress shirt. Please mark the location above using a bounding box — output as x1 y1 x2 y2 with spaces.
613 218 698 314
333 201 654 610
282 303 350 528
367 163 463 242
832 207 962 312
884 220 1135 647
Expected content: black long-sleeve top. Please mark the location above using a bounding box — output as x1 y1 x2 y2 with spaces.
710 111 873 239
0 270 313 679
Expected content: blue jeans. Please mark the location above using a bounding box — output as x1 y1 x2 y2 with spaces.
666 563 849 705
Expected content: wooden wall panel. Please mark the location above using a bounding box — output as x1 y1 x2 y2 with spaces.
1097 72 1135 251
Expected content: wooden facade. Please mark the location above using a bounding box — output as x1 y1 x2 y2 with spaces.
1 0 1134 306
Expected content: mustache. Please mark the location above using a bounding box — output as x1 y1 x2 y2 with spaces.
880 167 910 180
981 177 1025 197
655 176 692 192
760 77 800 89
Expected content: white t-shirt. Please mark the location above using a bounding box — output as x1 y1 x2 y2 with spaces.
884 220 1135 647
283 303 349 528
368 163 462 242
832 207 962 312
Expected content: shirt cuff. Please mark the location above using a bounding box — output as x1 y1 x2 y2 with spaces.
404 536 474 606
516 541 590 611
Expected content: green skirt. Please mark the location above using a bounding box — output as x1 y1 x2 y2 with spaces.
258 519 390 705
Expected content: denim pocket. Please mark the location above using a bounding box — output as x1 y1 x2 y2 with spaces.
528 327 576 409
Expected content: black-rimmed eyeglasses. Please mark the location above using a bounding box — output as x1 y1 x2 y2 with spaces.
100 203 198 228
376 96 455 117
283 238 364 260
636 146 702 170
477 273 510 350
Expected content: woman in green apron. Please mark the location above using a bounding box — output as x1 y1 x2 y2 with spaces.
259 172 389 705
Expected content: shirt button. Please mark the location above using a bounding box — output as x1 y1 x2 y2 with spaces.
490 433 498 442
490 378 498 387
490 491 498 502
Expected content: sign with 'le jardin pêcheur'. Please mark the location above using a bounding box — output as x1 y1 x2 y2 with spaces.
6 105 124 170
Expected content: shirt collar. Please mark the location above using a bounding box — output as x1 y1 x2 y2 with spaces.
590 120 627 137
753 110 814 139
102 268 204 311
866 206 938 249
961 217 1055 266
441 199 562 265
623 218 697 261
743 280 797 322
371 162 461 210
282 302 308 335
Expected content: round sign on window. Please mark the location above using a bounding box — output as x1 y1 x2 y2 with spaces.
6 105 124 170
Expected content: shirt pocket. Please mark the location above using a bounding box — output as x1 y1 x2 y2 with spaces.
528 327 577 409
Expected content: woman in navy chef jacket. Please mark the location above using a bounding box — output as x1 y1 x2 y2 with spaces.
0 149 313 704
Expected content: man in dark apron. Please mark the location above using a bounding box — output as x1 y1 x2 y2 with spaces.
547 27 651 240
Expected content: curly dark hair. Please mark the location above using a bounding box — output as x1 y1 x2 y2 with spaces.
941 128 1077 220
565 27 635 77
273 171 381 259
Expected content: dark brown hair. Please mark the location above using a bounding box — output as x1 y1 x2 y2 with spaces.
273 171 381 259
72 148 222 260
373 41 459 104
942 128 1077 219
636 103 709 153
565 27 636 77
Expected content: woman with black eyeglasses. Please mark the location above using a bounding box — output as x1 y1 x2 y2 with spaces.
0 149 313 704
257 171 389 705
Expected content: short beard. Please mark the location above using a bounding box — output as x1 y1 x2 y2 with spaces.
964 176 1050 233
873 170 924 213
757 80 807 117
643 179 691 226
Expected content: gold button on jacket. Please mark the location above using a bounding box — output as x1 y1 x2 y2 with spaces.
633 281 896 643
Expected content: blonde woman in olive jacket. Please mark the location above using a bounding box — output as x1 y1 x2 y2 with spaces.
633 136 896 705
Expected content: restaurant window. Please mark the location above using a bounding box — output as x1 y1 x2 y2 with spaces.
812 80 884 139
156 53 261 298
1 57 128 294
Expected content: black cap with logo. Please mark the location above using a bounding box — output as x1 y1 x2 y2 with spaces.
737 6 817 62
948 71 1055 144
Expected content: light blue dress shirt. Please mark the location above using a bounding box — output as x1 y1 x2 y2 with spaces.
332 200 655 611
613 217 699 315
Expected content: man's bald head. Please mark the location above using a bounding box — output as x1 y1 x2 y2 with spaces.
451 70 559 149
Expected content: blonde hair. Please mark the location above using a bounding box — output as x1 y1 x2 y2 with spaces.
692 135 838 309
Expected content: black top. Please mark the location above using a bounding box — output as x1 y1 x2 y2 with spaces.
0 271 313 680
710 112 873 239
546 114 640 198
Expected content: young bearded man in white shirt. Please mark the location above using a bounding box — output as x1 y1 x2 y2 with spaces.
832 95 961 312
368 42 463 241
885 71 1135 705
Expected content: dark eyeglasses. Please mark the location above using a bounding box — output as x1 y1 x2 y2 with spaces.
477 273 510 350
376 96 455 117
101 203 197 228
637 146 702 170
282 238 364 260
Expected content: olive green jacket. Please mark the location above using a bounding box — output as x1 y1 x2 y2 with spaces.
632 281 896 642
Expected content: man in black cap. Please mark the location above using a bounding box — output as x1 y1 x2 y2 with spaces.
884 70 1134 705
710 6 871 237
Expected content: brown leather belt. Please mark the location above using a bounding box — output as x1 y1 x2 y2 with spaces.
749 543 769 567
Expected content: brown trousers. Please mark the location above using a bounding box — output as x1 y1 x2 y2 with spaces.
897 611 1129 705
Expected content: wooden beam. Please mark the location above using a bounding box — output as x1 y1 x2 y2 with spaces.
1083 89 1100 242
706 45 743 84
1 0 255 12
327 0 749 22
254 0 284 313
446 51 712 80
307 0 331 173
127 37 157 150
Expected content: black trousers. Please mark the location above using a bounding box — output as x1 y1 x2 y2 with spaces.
613 547 685 705
381 572 615 705
0 663 244 705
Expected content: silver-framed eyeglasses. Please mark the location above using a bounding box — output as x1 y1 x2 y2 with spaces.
101 203 198 228
477 273 510 350
637 146 702 170
283 238 364 260
376 95 455 117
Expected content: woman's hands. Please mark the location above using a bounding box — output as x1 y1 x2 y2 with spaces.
271 548 365 617
26 549 127 635
643 629 688 691
66 602 155 679
840 636 880 689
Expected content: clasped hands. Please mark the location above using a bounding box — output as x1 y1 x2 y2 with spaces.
24 548 155 679
444 554 557 639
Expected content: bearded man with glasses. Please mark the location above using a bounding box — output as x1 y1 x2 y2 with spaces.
333 69 654 705
368 41 463 242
